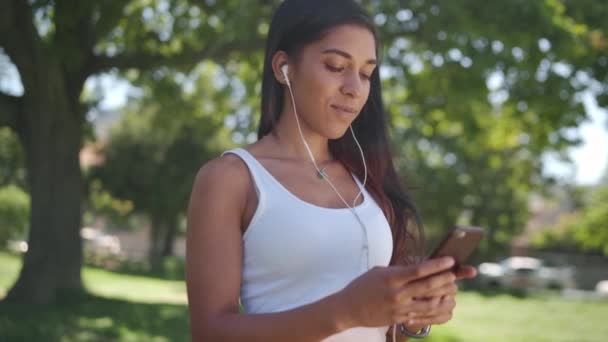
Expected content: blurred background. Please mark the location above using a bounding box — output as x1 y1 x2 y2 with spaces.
0 0 607 341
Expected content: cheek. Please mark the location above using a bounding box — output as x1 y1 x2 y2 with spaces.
300 66 339 104
363 83 371 100
317 66 339 89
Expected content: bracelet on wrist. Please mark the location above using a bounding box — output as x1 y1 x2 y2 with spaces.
398 323 431 338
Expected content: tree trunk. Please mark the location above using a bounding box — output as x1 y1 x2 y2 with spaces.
161 218 178 257
148 215 165 268
4 57 84 304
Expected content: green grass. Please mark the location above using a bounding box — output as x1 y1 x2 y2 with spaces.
0 295 189 341
1 251 607 341
84 268 187 305
0 251 189 341
426 291 608 342
0 251 20 297
0 251 187 305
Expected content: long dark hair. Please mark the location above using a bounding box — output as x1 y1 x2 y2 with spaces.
259 0 425 265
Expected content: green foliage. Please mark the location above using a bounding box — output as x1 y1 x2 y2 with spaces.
0 185 30 244
0 128 26 189
89 61 240 258
531 211 582 253
573 183 608 255
94 103 221 214
91 62 235 222
358 0 608 256
92 0 607 259
84 179 135 230
532 180 608 256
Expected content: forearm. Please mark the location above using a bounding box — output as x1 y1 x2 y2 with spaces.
196 292 351 342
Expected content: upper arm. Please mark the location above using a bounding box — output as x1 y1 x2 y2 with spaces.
185 155 251 338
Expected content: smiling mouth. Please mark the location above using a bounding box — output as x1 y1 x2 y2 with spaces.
331 104 357 114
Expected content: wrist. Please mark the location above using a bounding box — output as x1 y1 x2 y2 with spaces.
403 322 426 333
327 291 356 333
399 323 431 339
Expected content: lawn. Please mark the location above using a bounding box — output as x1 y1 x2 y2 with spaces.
427 290 608 342
1 251 607 341
0 251 189 341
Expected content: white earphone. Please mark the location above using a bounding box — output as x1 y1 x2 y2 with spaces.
280 60 371 263
279 62 367 207
281 64 291 86
281 63 409 342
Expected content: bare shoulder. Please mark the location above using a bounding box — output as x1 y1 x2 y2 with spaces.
191 152 252 202
186 152 253 337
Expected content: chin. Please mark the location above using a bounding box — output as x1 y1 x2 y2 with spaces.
326 126 351 140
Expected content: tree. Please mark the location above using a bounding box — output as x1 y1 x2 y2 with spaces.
1 0 606 303
570 182 608 255
532 176 608 256
368 0 608 257
0 0 275 304
90 66 234 265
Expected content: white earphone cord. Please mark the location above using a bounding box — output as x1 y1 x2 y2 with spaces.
284 71 367 207
284 69 401 342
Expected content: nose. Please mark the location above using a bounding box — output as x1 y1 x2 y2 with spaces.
341 70 363 99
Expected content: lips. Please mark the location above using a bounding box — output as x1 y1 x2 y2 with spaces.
331 104 357 114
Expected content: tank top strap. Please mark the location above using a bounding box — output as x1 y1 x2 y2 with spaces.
351 173 369 198
221 147 279 203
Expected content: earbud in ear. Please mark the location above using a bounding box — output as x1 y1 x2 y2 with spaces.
281 64 290 86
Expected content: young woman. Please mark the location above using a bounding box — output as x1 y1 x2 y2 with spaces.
186 1 476 341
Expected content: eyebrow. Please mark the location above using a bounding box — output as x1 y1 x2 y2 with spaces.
321 48 377 65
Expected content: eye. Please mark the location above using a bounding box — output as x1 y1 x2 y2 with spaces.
325 64 344 73
361 73 372 80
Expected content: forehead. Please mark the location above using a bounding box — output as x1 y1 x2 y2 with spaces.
307 24 377 61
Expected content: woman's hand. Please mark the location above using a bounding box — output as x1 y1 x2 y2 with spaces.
334 256 459 330
455 265 477 280
401 264 477 329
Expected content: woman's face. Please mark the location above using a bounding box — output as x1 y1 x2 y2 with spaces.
286 24 377 139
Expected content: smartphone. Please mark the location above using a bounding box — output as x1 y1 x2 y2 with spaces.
428 226 485 270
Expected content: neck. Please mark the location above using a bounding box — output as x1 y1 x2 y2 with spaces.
269 106 334 164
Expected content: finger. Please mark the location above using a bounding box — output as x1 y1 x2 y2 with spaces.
454 265 477 280
403 297 455 317
399 271 456 298
391 311 416 324
423 282 458 298
408 312 454 326
394 257 455 285
397 296 443 315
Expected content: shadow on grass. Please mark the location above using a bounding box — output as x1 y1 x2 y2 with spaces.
464 286 570 301
458 279 539 299
0 293 190 341
84 255 186 281
471 287 530 298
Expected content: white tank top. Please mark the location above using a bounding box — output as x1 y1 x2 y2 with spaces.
222 147 393 341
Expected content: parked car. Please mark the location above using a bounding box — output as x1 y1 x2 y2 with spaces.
6 239 28 253
81 227 122 257
596 280 608 296
478 256 576 290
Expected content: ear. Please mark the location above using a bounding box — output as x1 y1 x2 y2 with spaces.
271 50 290 85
